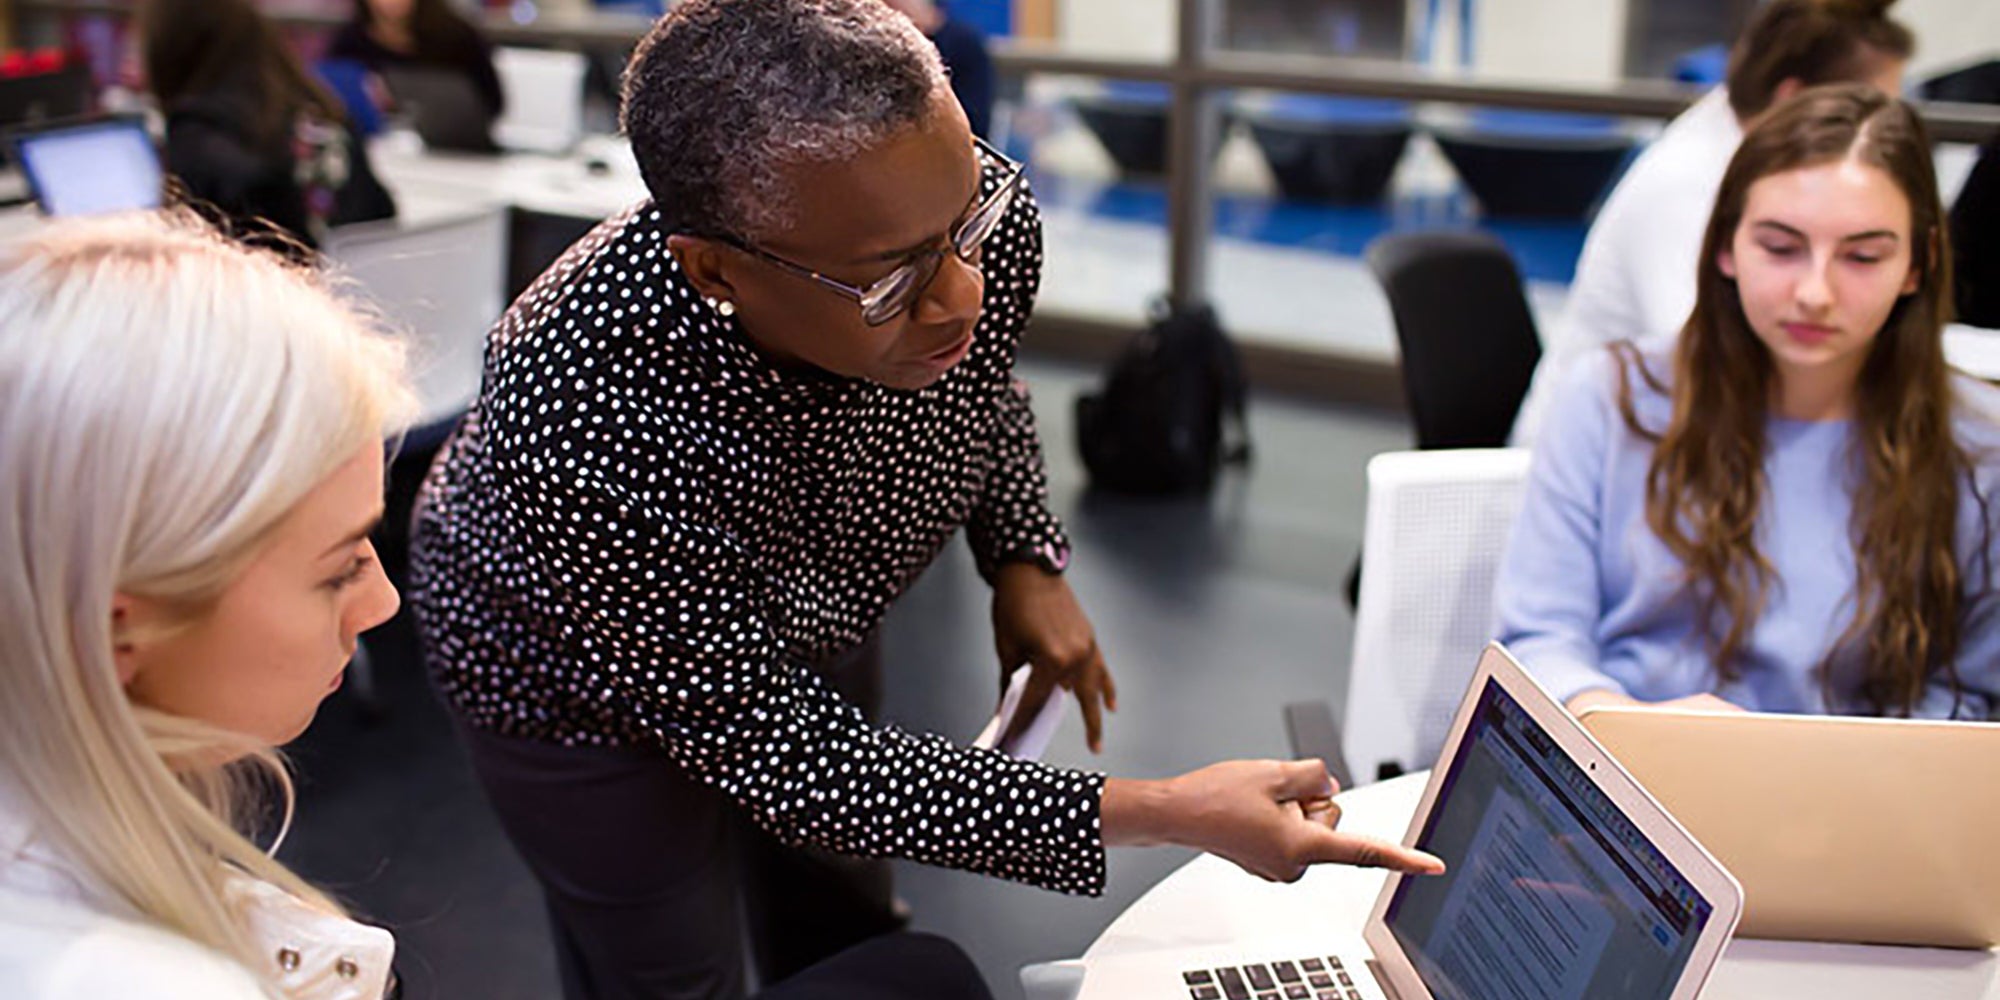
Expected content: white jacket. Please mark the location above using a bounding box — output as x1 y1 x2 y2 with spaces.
1512 87 1743 445
0 792 395 1000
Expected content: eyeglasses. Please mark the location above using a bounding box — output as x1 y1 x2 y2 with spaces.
717 137 1027 326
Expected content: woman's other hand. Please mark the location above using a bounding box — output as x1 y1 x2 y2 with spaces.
991 561 1118 753
1101 760 1446 882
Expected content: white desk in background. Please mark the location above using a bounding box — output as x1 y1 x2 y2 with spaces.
1076 773 2000 1000
365 130 648 222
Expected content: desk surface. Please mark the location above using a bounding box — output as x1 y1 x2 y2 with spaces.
367 130 648 221
1080 773 2000 1000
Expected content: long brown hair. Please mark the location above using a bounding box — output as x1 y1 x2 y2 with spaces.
1614 84 1987 716
138 0 346 146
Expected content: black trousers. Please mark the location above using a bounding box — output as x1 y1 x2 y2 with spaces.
758 933 991 1000
457 636 917 1000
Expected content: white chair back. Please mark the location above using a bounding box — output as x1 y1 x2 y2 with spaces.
493 47 588 154
1343 448 1531 782
324 202 507 431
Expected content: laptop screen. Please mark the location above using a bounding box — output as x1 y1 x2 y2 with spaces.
1383 677 1716 1000
15 118 162 216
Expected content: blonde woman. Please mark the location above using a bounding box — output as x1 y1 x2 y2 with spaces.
0 212 414 999
0 214 1006 1000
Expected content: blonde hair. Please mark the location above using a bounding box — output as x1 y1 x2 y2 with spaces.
0 212 415 992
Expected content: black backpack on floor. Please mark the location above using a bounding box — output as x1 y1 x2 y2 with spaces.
1075 299 1252 495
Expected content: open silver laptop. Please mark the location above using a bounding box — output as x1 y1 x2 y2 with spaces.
1084 643 1743 1000
1581 707 2000 949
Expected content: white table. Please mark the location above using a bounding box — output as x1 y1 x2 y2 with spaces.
1077 773 2000 1000
366 130 649 221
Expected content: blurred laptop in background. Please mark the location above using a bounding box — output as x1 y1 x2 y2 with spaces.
9 115 162 217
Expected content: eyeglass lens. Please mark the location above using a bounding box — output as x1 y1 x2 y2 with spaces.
861 174 1020 325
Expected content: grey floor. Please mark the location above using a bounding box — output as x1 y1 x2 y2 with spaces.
278 358 1415 1000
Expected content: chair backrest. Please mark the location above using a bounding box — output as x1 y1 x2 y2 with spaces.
492 47 588 154
1344 448 1531 783
324 202 507 433
1367 230 1542 449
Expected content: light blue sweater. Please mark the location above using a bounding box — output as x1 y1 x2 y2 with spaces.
1496 343 2000 719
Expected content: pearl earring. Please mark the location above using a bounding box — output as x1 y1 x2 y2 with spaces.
712 298 737 317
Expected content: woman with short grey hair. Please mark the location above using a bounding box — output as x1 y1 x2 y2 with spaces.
411 2 1442 997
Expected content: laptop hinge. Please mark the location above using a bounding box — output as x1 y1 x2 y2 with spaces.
1366 959 1409 1000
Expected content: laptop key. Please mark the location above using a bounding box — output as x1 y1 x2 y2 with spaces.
1186 971 1215 985
1308 974 1335 989
1346 992 1363 1000
1337 971 1353 986
1284 986 1310 999
1273 961 1302 983
1247 965 1277 991
1325 957 1345 970
1316 991 1341 1000
1218 967 1251 1000
1191 987 1220 1000
1257 993 1281 1000
1301 959 1326 972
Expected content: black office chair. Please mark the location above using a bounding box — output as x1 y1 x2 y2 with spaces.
1295 231 1546 775
1334 231 1541 609
1368 229 1542 450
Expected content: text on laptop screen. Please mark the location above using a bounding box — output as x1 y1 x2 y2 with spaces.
18 120 162 216
1383 678 1715 1000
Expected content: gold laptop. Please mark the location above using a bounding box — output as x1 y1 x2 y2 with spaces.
1579 707 2000 949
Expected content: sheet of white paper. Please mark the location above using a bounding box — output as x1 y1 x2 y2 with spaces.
972 665 1066 760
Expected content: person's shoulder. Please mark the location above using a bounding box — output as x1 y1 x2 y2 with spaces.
1950 372 2000 461
0 894 265 1000
1559 338 1671 399
1602 88 1737 207
509 203 670 322
1545 339 1673 441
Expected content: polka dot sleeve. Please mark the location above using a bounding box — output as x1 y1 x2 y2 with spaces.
960 180 1071 579
967 375 1071 580
491 451 1108 894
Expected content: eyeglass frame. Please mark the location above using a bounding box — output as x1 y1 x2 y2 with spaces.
707 136 1027 327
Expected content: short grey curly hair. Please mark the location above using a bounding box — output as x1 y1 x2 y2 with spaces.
621 0 952 239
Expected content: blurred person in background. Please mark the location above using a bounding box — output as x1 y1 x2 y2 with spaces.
1949 130 2000 329
880 0 994 138
328 0 505 118
139 0 396 254
1514 0 1914 443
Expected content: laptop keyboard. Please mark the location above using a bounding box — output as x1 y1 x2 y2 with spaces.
1181 956 1365 1000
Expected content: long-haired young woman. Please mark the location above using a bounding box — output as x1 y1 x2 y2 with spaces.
1498 83 2000 720
0 212 413 998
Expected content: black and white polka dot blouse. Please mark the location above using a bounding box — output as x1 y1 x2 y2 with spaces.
409 169 1107 895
